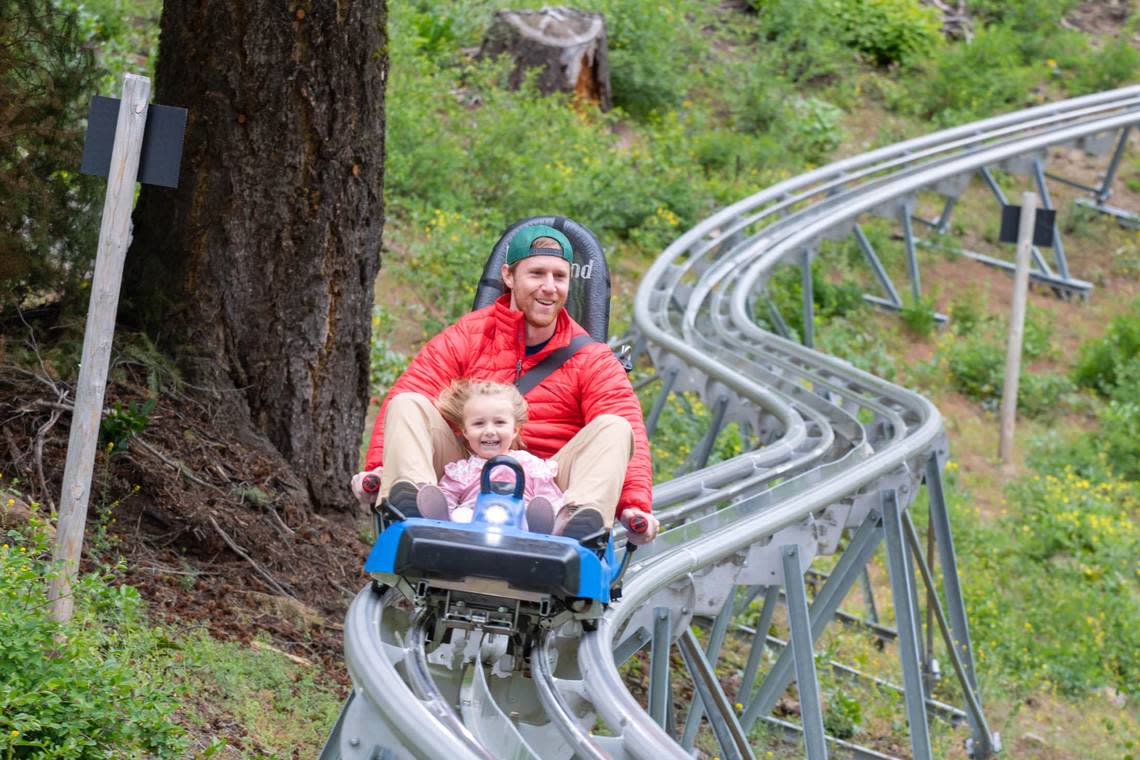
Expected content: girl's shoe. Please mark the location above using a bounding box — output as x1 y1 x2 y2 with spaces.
525 496 555 534
416 484 450 521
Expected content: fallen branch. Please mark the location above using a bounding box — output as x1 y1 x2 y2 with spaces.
207 514 297 601
133 436 227 495
267 505 295 536
33 401 62 514
250 639 313 667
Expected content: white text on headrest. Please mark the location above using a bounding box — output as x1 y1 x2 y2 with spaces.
571 261 594 280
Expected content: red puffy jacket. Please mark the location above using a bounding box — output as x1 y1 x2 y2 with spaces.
365 294 653 517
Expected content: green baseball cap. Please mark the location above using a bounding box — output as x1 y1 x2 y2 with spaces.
505 224 574 265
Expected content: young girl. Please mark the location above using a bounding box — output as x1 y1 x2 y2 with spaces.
416 380 563 533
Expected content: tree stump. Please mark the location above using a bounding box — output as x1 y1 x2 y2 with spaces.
479 8 612 111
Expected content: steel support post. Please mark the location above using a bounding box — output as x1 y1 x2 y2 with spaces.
923 459 997 758
614 626 652 666
1044 171 1099 193
925 517 938 693
650 607 673 732
924 457 979 691
1098 125 1132 203
629 333 649 365
1032 157 1071 280
854 224 903 307
936 195 958 234
903 512 997 758
678 628 757 760
633 372 662 392
881 490 933 760
902 513 928 679
801 248 815 348
860 567 880 623
645 366 680 438
899 207 922 301
688 394 731 473
318 693 354 760
683 591 739 749
766 298 793 340
737 585 780 704
742 514 884 729
782 545 829 760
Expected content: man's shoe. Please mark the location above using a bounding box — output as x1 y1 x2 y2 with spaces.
416 484 450 521
526 497 555 534
386 480 423 519
554 504 605 542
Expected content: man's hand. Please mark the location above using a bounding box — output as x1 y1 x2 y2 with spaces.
620 508 659 545
351 467 384 509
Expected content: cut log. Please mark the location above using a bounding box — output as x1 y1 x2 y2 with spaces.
479 8 612 111
922 0 973 41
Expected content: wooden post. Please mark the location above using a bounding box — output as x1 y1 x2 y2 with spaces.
48 74 151 623
998 192 1036 468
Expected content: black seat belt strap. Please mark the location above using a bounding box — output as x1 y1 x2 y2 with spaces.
516 334 594 396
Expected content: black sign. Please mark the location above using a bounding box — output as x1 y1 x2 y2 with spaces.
999 204 1056 248
79 96 187 188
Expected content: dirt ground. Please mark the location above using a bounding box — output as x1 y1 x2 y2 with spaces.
0 342 372 676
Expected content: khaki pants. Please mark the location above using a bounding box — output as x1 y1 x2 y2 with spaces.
380 392 634 526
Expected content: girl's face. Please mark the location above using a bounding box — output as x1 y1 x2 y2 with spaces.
462 393 519 458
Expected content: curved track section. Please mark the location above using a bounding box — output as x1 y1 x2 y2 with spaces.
326 87 1140 760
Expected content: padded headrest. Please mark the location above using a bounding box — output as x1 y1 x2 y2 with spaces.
473 216 611 342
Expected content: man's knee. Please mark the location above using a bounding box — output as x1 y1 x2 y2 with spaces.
592 414 633 455
386 392 435 422
593 414 632 434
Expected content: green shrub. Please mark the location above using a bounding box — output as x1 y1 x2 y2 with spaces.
948 287 988 337
1099 395 1140 481
0 524 186 758
830 0 943 66
1019 370 1075 417
955 465 1140 695
1023 303 1056 360
99 398 157 452
942 331 1069 417
1073 300 1140 396
752 0 850 83
753 0 938 72
1070 38 1140 95
783 96 846 163
760 259 867 338
944 333 1004 402
904 25 1041 126
816 316 898 379
900 293 938 337
967 0 1080 32
585 0 703 117
1029 364 1140 482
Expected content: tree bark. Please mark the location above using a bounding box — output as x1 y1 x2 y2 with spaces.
123 0 387 512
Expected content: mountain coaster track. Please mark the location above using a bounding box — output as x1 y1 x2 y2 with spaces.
322 87 1140 760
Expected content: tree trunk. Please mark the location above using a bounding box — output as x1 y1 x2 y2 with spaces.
479 8 611 111
123 0 387 512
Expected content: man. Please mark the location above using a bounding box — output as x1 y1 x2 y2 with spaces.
353 223 657 544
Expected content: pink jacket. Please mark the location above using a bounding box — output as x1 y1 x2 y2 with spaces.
439 450 565 517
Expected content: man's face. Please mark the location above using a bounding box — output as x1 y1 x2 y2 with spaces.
501 256 571 331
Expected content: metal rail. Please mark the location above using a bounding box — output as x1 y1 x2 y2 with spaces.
325 87 1140 759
